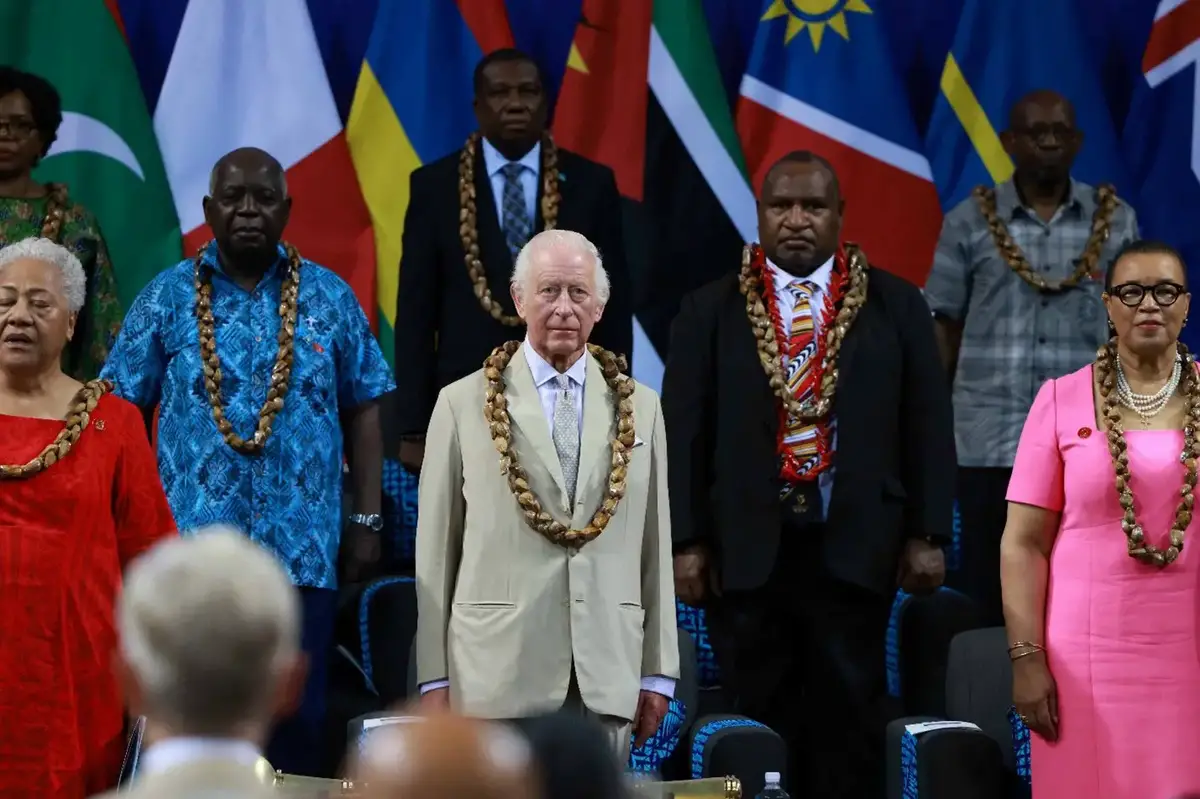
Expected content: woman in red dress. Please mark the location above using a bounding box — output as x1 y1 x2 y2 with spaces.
0 237 175 798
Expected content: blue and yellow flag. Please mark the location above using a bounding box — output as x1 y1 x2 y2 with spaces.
347 0 508 364
926 0 1132 210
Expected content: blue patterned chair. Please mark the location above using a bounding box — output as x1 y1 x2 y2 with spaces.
886 587 982 717
885 628 1031 799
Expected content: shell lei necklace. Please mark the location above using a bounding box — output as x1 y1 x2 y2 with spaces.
1115 353 1182 423
1096 341 1200 567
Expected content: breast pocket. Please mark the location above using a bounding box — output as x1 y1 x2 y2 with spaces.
292 333 339 412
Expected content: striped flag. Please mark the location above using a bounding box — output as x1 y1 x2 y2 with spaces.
347 0 513 365
151 0 376 322
736 0 942 285
1126 0 1200 348
926 0 1131 210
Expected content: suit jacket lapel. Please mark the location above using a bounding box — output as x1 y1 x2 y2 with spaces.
507 349 570 503
573 353 611 528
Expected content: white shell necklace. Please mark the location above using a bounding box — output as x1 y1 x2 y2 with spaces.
1115 354 1182 422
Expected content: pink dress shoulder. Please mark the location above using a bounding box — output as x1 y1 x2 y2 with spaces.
1007 365 1200 798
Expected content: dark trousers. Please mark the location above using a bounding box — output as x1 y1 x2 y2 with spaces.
706 523 895 798
946 466 1012 628
266 586 337 777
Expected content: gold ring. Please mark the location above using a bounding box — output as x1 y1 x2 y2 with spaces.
1018 714 1030 724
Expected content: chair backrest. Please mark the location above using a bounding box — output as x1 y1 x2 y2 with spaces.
117 715 147 790
944 627 1016 769
675 627 700 733
897 589 982 717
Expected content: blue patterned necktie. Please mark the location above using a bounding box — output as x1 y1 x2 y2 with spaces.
501 162 533 259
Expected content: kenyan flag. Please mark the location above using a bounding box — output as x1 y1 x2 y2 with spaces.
0 0 181 308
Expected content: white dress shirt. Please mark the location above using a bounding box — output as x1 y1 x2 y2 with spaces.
482 137 540 227
768 255 837 515
140 736 261 776
422 339 675 700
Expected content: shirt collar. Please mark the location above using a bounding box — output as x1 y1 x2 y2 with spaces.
140 736 262 776
523 337 587 389
768 254 835 294
483 137 541 179
994 178 1087 221
200 241 290 281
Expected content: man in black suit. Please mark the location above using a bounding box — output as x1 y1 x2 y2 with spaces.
663 151 954 797
393 48 632 469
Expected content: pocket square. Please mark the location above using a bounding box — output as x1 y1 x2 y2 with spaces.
633 436 646 448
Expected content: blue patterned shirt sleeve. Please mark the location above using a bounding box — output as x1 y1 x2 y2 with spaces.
333 278 395 407
99 271 170 407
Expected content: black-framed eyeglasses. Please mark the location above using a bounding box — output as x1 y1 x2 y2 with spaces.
1110 281 1188 307
0 118 35 138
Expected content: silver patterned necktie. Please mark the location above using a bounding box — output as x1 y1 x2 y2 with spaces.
552 374 579 505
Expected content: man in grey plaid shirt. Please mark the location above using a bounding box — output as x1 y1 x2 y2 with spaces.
924 90 1138 625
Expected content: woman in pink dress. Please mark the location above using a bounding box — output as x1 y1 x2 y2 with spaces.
1002 239 1200 798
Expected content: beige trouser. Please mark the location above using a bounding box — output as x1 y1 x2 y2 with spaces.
564 668 633 766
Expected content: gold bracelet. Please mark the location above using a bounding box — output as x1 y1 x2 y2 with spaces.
1007 640 1044 653
1010 648 1044 661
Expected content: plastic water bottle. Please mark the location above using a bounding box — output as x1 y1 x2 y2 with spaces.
754 771 790 798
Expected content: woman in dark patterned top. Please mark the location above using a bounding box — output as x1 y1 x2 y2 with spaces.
0 67 120 379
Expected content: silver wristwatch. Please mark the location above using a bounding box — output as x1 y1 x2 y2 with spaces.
348 513 384 532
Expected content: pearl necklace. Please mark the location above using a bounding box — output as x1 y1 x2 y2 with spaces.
1115 355 1182 422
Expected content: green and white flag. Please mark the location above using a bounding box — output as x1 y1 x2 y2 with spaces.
0 0 181 308
648 0 756 243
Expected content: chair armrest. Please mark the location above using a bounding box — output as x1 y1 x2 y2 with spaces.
685 713 786 798
886 717 1010 799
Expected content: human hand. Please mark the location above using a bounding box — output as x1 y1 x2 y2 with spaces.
896 538 945 594
673 545 709 606
633 690 669 747
1012 652 1058 742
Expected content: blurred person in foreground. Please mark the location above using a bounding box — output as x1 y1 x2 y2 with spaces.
101 146 394 774
514 712 629 799
356 714 539 799
0 236 175 798
1002 240 1200 797
0 67 123 379
415 229 678 765
95 526 306 799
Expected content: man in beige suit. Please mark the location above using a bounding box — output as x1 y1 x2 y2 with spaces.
93 527 306 799
415 229 678 764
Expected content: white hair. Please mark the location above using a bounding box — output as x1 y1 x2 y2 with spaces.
510 229 611 304
0 237 87 312
117 525 301 735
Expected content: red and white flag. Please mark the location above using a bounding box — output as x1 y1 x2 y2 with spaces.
153 0 376 324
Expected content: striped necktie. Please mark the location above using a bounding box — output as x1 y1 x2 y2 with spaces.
782 280 822 477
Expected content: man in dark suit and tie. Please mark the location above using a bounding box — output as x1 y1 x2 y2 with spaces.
393 48 632 470
663 151 955 797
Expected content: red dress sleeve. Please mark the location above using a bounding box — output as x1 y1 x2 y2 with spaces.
108 397 177 567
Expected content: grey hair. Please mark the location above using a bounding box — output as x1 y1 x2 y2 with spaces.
117 525 301 735
0 237 86 312
510 229 611 305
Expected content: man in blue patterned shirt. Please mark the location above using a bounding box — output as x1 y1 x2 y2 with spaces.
101 147 394 776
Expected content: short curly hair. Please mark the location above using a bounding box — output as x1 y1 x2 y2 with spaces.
0 67 62 158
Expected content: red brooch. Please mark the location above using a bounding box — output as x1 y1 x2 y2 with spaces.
312 342 324 354
1078 427 1092 438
